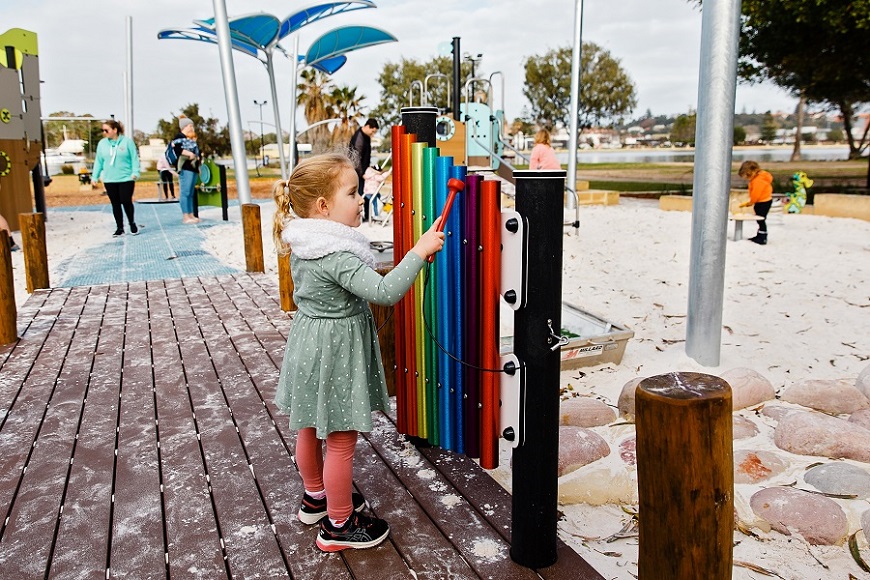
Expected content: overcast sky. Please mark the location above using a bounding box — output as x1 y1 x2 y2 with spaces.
8 0 798 135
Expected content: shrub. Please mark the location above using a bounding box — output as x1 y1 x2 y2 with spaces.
60 164 74 175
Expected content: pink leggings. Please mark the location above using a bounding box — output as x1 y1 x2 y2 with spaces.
295 428 358 521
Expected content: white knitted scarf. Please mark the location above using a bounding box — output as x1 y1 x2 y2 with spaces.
281 218 376 270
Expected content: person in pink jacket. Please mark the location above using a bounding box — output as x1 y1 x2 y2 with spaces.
529 129 561 170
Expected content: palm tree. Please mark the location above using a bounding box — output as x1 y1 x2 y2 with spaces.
296 68 335 153
329 85 365 147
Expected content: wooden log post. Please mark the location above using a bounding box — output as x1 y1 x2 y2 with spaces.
277 252 296 311
18 212 49 293
242 203 265 273
0 231 18 344
636 372 733 579
372 264 396 397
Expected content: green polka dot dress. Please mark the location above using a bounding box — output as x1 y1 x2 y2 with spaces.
276 251 424 438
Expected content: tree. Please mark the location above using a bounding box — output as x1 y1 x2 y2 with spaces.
372 56 471 129
522 43 637 131
670 114 696 146
328 85 366 147
297 68 336 153
733 126 746 145
760 112 779 143
692 0 870 182
155 104 230 157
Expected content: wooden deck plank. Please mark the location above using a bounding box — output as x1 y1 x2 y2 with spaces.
109 282 167 579
48 285 123 578
147 280 226 579
0 287 96 577
170 278 290 579
190 277 355 579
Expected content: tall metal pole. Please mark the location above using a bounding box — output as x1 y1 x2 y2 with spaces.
566 0 583 229
451 37 461 121
265 51 288 179
254 99 267 169
125 16 133 135
211 0 251 205
287 36 300 174
685 0 742 366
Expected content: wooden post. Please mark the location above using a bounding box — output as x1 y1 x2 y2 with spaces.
277 252 296 311
372 264 396 397
18 213 49 293
242 203 265 273
0 231 18 345
636 372 733 579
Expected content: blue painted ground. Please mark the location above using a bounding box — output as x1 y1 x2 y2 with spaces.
52 199 252 287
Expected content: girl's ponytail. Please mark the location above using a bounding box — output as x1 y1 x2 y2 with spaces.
272 179 294 255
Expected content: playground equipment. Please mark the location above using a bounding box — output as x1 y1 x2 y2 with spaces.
393 107 565 568
192 158 229 221
0 28 44 222
785 170 813 213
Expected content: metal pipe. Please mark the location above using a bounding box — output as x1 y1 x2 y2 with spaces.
287 36 299 174
265 51 288 179
211 0 251 204
451 37 461 121
685 0 742 366
423 73 450 111
125 16 133 134
566 0 583 230
409 80 423 106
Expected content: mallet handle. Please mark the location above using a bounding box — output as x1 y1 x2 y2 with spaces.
429 178 465 262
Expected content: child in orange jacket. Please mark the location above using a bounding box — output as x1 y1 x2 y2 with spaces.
738 160 773 245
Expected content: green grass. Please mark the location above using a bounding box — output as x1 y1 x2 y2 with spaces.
588 180 692 193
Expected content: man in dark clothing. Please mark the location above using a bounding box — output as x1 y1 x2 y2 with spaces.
349 118 379 221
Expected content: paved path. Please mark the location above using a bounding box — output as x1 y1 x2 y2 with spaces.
51 198 253 287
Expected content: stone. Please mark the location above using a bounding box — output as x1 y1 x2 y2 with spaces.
720 368 776 410
618 436 636 466
774 411 870 463
849 409 870 431
804 462 870 498
617 377 643 420
858 364 870 399
862 509 870 542
734 449 788 484
559 464 637 506
781 378 870 415
761 405 794 422
558 426 610 476
733 415 759 440
560 397 617 428
750 486 848 545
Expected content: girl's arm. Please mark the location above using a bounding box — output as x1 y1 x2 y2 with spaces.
128 137 140 180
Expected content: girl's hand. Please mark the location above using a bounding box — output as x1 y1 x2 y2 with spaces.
411 217 446 260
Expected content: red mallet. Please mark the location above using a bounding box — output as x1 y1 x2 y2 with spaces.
429 177 466 262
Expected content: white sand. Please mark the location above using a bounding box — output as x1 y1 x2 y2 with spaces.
21 198 870 579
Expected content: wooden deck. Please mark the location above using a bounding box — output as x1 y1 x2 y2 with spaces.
0 274 602 579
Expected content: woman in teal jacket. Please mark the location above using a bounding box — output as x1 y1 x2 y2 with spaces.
92 119 139 237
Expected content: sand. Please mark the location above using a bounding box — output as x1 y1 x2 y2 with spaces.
15 196 870 579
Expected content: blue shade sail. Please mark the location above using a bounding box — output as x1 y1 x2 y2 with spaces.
194 13 280 50
279 1 376 38
310 55 347 74
157 28 261 58
305 26 397 69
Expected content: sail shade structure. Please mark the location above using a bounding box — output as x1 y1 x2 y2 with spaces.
305 26 397 69
279 1 376 38
157 27 260 58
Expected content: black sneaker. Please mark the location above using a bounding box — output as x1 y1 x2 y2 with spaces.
131 223 139 235
298 491 367 525
315 511 390 552
113 229 124 237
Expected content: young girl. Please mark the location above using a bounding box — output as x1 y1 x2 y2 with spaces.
738 160 773 245
272 152 445 552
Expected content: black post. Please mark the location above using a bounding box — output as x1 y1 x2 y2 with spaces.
31 163 47 216
401 106 439 147
219 164 229 221
510 169 566 568
452 37 461 121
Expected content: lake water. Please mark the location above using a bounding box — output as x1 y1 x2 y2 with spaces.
557 146 857 164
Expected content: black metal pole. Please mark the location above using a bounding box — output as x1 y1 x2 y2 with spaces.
219 164 229 221
31 163 47 216
510 169 566 568
452 37 461 121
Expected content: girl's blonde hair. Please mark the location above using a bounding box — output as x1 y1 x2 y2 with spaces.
535 129 551 146
738 160 760 178
272 151 355 254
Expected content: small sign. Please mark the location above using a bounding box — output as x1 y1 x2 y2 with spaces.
0 109 11 123
562 343 605 360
